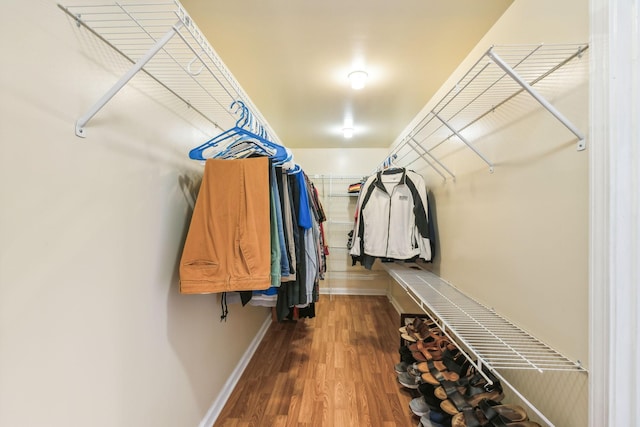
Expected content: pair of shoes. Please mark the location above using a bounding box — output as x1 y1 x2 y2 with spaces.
418 414 435 427
410 396 431 417
450 399 542 427
395 361 409 374
428 409 451 427
399 345 419 365
409 335 454 362
418 349 472 386
418 358 466 385
439 379 504 415
431 366 505 415
418 382 444 411
433 365 499 399
397 370 422 389
399 316 434 334
401 317 439 342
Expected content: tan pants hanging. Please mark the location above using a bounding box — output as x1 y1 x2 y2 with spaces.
179 157 271 294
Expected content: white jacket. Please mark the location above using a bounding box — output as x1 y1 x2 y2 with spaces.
350 168 431 262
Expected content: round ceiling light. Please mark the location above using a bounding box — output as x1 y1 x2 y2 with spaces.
348 70 368 90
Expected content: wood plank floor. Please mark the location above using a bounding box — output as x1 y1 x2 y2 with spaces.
213 295 418 427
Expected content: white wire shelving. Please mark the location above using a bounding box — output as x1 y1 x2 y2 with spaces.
385 262 584 372
58 1 281 143
384 261 586 427
384 43 589 178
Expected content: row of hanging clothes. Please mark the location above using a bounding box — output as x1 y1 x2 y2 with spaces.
348 158 436 270
179 101 328 321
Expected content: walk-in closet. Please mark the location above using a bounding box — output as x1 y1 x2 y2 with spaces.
1 1 638 427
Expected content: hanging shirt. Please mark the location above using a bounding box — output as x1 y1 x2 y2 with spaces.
295 172 313 230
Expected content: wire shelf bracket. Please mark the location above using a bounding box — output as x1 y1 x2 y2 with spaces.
486 49 586 151
58 1 283 146
406 138 449 181
434 111 494 173
74 22 182 137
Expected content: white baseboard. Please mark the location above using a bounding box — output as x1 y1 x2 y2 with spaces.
319 287 387 296
386 292 403 315
198 315 272 427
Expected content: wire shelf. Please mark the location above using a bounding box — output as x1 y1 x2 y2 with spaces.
384 262 585 372
59 1 282 143
387 43 588 176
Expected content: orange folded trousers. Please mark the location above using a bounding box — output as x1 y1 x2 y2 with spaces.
179 157 271 294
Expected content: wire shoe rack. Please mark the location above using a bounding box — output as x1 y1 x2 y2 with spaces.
384 261 587 427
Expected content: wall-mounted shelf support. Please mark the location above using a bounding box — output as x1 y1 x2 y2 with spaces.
408 137 456 179
75 22 182 137
433 112 494 173
486 49 586 151
406 139 447 180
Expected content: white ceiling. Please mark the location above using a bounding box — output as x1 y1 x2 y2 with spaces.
180 0 513 149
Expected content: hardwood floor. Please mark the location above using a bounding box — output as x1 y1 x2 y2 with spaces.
213 295 418 427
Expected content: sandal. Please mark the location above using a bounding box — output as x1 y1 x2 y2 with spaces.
450 399 529 426
409 334 448 361
438 371 504 415
399 316 437 334
418 351 471 386
451 400 540 427
475 399 529 425
441 388 505 416
416 337 455 361
417 347 468 374
401 319 440 342
434 367 499 400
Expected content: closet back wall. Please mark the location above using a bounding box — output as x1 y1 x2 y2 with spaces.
292 148 392 296
0 1 270 426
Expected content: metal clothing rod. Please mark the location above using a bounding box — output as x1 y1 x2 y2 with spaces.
433 112 495 173
75 21 183 137
486 48 586 151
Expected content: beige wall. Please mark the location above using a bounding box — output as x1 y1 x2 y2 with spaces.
291 147 389 176
0 1 270 426
389 0 590 426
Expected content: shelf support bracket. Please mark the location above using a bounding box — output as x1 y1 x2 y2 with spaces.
433 112 495 173
487 49 586 151
405 139 446 180
75 21 183 137
409 136 456 180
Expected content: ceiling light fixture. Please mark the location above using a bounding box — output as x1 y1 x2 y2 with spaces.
343 127 354 138
348 70 368 90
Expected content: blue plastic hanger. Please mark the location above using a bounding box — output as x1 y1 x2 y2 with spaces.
286 163 302 174
189 100 291 164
